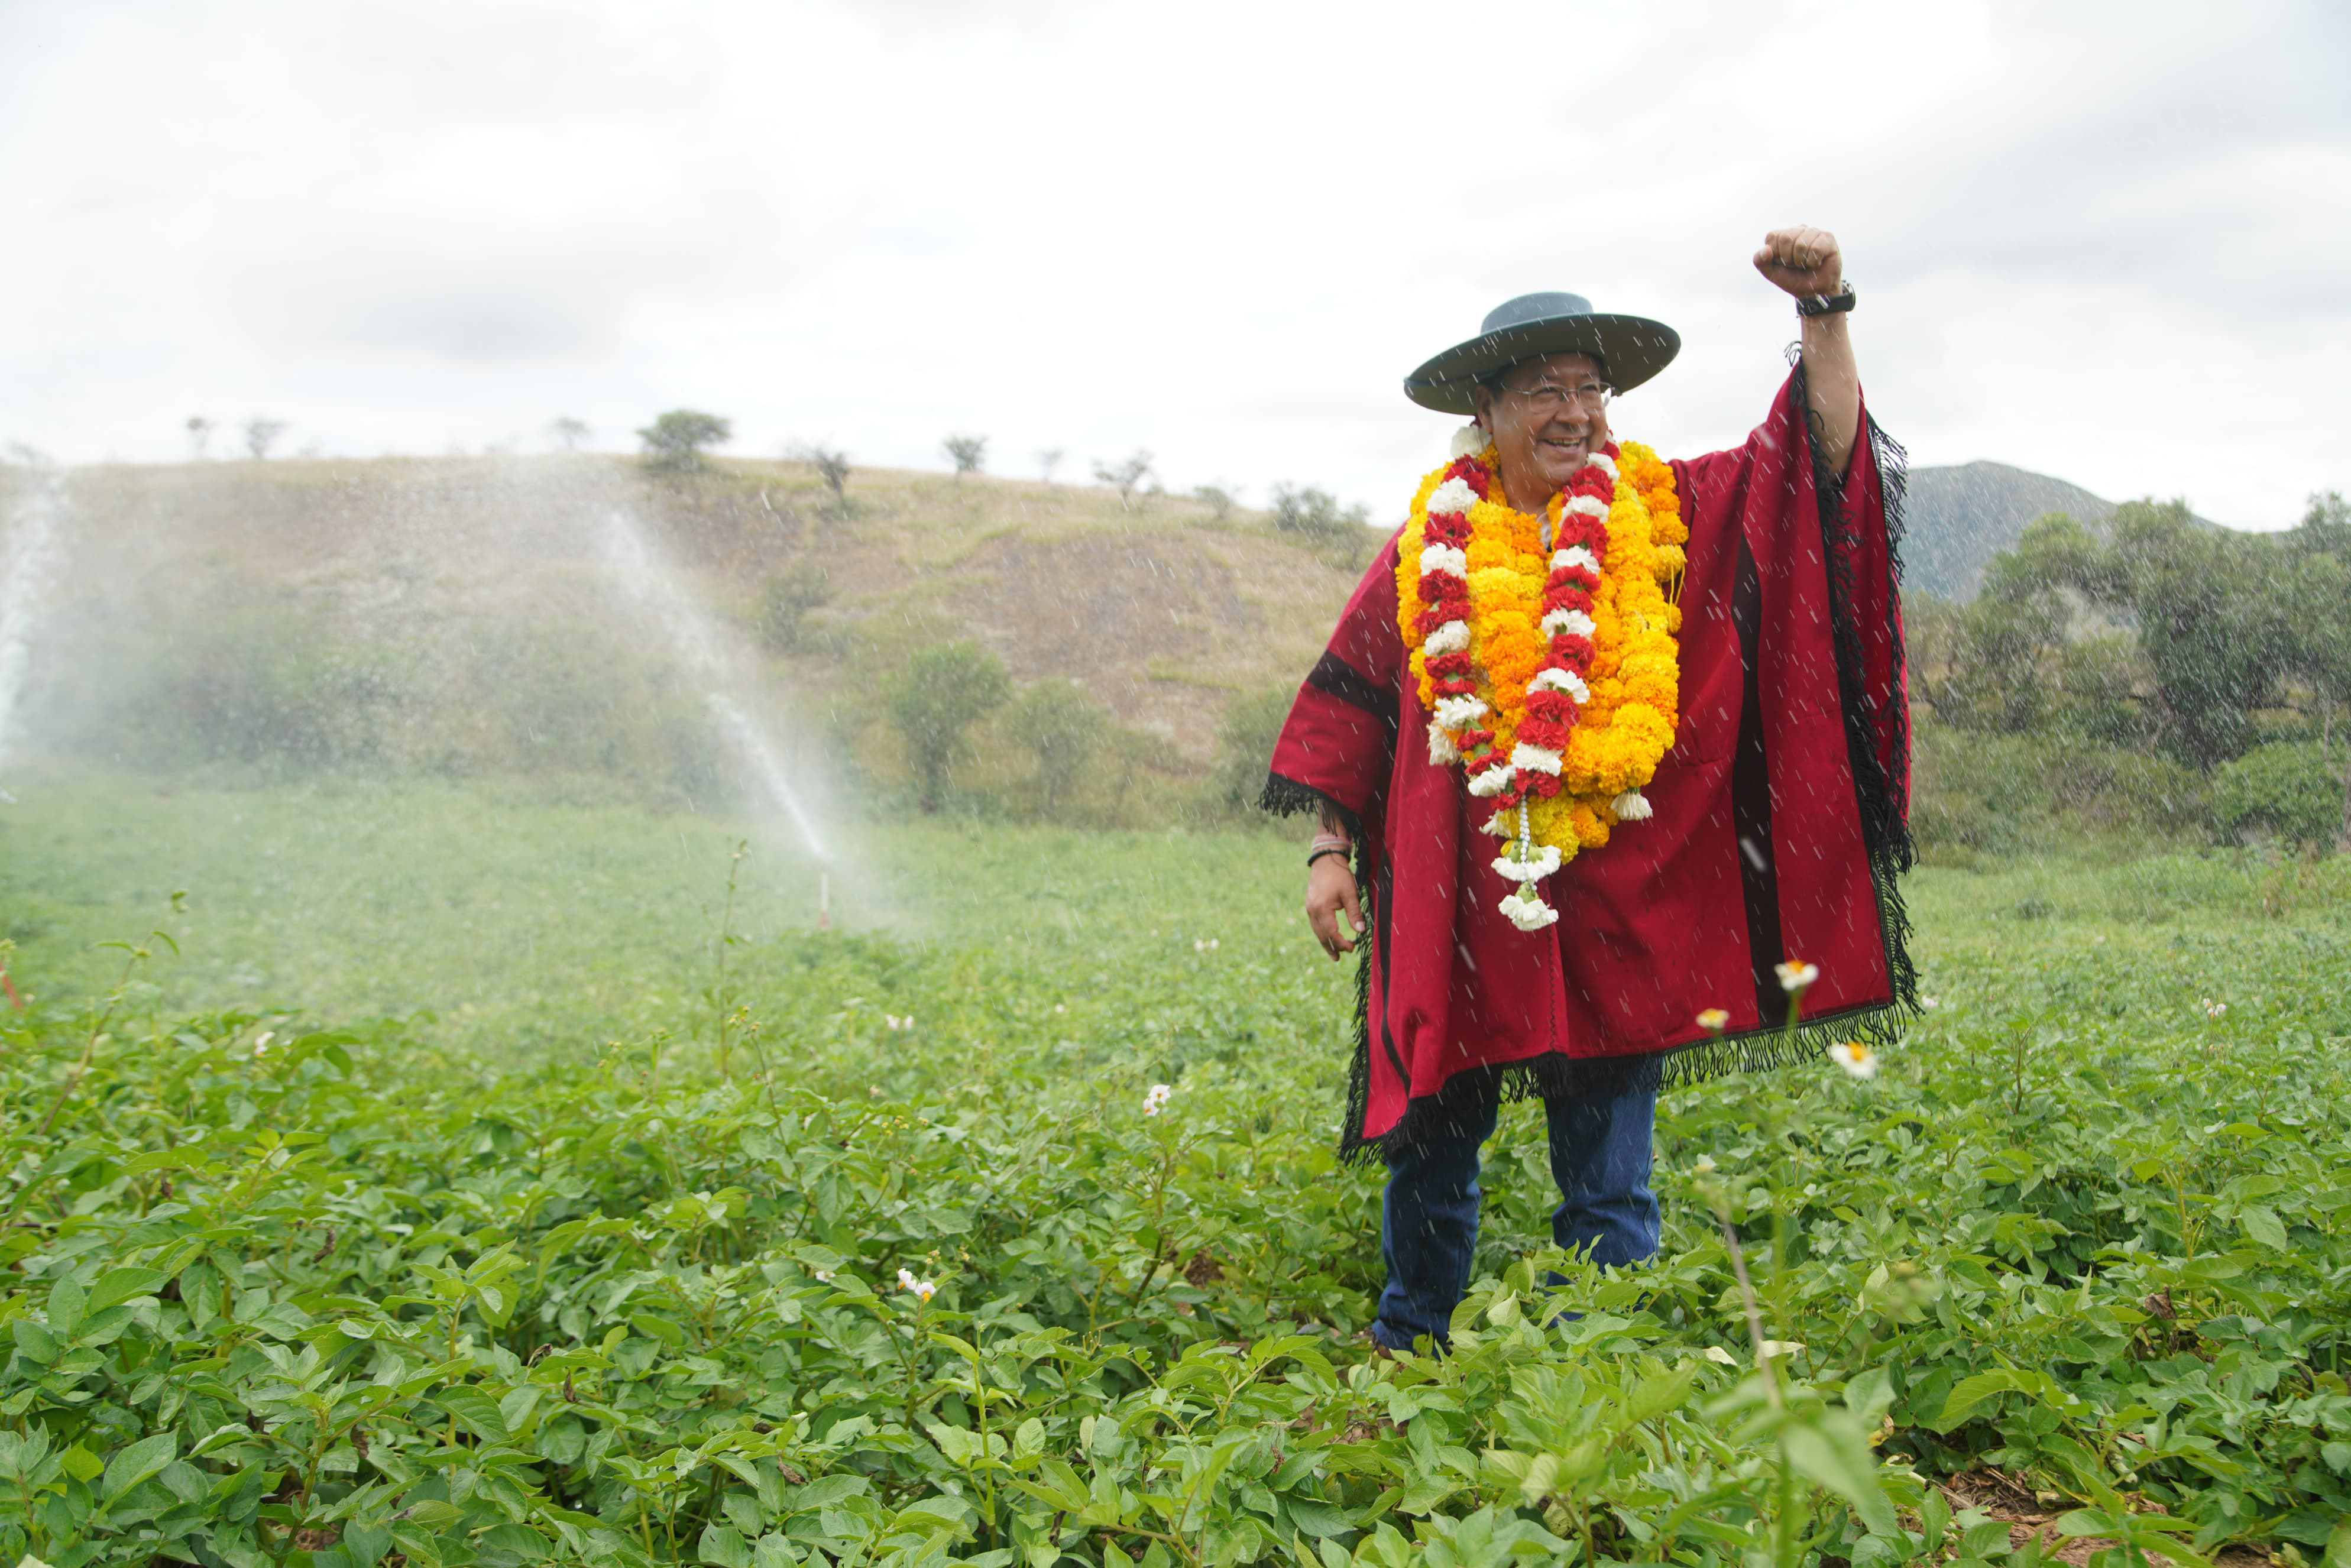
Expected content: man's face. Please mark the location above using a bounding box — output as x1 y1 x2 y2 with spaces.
1470 352 1612 507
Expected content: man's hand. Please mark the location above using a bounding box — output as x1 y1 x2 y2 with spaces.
1306 856 1365 961
1753 225 1842 299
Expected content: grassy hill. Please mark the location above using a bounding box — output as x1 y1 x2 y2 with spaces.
7 455 1370 818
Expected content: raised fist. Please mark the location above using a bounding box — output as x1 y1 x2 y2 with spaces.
1753 225 1843 299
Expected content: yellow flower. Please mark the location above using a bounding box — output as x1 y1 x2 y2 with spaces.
1696 1007 1730 1034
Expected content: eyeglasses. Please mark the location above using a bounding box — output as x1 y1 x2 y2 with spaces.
1499 380 1612 412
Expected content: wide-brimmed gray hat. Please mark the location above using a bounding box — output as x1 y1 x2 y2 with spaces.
1404 291 1680 414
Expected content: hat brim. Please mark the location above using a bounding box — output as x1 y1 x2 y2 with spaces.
1403 313 1682 414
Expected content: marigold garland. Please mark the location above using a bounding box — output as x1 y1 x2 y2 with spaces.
1395 424 1685 928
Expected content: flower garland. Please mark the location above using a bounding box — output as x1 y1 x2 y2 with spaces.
1395 425 1686 929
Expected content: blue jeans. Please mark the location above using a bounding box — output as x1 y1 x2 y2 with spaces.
1372 1075 1660 1352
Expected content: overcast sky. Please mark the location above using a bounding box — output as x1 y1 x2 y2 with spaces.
3 0 2344 529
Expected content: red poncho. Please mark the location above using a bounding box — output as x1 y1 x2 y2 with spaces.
1265 370 1916 1159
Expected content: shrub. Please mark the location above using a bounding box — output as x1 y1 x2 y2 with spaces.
1209 685 1297 813
1003 679 1103 819
889 642 1011 811
1268 483 1368 539
2212 740 2343 852
942 434 987 478
757 563 833 653
637 410 733 470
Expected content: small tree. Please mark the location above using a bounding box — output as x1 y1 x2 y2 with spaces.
943 434 988 479
1092 449 1154 510
1006 678 1105 819
242 417 286 460
889 640 1011 811
757 563 832 653
1210 685 1298 812
1193 484 1238 521
1035 448 1064 483
794 443 851 505
186 416 213 458
637 410 731 470
1269 482 1369 538
549 416 591 451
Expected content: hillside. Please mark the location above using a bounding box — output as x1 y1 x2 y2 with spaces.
3 455 1369 816
1901 460 2223 600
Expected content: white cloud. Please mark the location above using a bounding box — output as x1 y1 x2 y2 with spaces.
0 0 2343 524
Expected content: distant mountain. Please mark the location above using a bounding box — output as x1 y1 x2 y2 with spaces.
1900 461 2117 601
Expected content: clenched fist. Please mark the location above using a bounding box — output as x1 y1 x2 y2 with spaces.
1753 225 1843 300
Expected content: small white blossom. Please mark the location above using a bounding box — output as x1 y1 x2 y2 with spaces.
1433 694 1488 728
1776 960 1820 994
1919 995 1940 1010
1529 666 1591 701
1427 477 1479 516
1468 762 1515 798
1586 452 1618 481
1427 723 1462 765
1491 844 1562 884
1539 607 1597 640
897 1268 937 1303
1143 1083 1173 1116
1508 742 1562 777
1449 424 1489 460
1827 1040 1879 1080
2201 997 2227 1018
1423 619 1471 656
813 1269 834 1283
1551 545 1601 574
1610 789 1653 821
1695 1007 1730 1034
1498 887 1559 931
1564 494 1610 519
1419 542 1469 578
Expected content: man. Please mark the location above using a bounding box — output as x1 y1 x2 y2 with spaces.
1262 228 1914 1353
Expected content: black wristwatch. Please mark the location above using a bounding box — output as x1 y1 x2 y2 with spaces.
1796 281 1857 318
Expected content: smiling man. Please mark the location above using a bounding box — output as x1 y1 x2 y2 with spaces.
1264 227 1916 1353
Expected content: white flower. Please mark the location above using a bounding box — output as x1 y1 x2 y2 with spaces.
1468 763 1514 797
1918 995 1939 1010
1423 619 1470 656
1565 494 1610 519
2201 998 2227 1018
1695 1007 1730 1033
1480 809 1513 837
1509 742 1562 776
1492 844 1562 883
1427 724 1461 764
1191 938 1218 953
1775 960 1819 993
1427 477 1479 516
1449 424 1489 460
1529 667 1591 701
884 1013 903 1031
1433 694 1488 728
1827 1040 1879 1080
1419 542 1468 578
1498 887 1560 931
1539 607 1597 640
1587 452 1618 480
1053 1003 1067 1014
898 1267 937 1302
1551 545 1601 574
813 1269 835 1283
1143 1083 1173 1116
1610 789 1653 821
